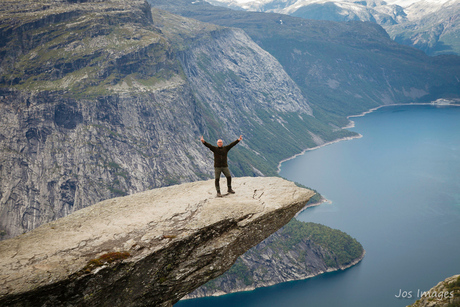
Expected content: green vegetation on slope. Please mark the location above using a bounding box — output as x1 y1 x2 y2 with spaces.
228 108 357 177
268 219 363 266
149 0 460 121
198 218 364 294
385 2 460 57
0 0 182 97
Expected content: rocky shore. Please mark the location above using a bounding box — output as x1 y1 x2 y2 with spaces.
184 219 365 299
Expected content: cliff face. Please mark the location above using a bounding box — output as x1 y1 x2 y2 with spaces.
0 0 207 238
150 9 324 171
0 1 323 239
0 177 315 307
0 83 210 239
150 0 460 118
385 1 460 56
185 219 365 299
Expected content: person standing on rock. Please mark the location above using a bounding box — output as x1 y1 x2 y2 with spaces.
200 135 243 197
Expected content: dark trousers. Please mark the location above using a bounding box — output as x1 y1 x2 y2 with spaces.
214 167 231 192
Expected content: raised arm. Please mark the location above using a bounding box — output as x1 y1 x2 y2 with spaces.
200 136 215 151
226 135 243 150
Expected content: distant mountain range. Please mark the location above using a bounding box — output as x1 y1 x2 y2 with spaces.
152 0 460 118
205 0 460 55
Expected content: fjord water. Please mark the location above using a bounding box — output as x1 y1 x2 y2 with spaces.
176 105 460 307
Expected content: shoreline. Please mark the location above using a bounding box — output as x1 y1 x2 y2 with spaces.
182 100 457 303
276 134 362 173
277 101 460 173
182 249 366 300
294 197 331 217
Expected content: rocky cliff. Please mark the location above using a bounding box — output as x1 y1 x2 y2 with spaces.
0 0 328 239
205 0 460 56
150 0 460 119
408 274 460 307
0 177 315 307
0 0 207 239
184 219 365 299
386 1 460 56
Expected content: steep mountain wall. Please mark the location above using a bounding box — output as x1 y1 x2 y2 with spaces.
151 0 460 119
0 86 208 238
150 9 338 174
0 0 208 238
204 0 460 56
386 1 460 56
0 1 326 239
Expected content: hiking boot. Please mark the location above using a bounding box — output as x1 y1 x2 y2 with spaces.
217 192 223 197
227 188 235 194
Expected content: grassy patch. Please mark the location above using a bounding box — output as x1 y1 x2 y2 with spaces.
81 251 131 274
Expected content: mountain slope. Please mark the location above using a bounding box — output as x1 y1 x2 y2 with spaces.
386 1 460 55
204 0 411 24
0 0 206 238
0 0 335 239
204 0 460 55
150 0 460 120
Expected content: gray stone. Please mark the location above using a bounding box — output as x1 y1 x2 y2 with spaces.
0 176 314 306
408 274 460 307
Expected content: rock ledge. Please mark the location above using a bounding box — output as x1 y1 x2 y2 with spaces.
0 177 313 307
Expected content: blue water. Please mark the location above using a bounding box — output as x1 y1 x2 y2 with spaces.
176 105 460 307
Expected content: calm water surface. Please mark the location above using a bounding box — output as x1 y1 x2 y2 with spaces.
176 105 460 307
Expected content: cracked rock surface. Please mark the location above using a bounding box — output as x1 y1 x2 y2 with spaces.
0 176 313 306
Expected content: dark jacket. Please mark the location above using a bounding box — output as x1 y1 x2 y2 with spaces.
203 139 240 167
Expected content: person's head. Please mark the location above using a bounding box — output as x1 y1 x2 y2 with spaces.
217 139 223 147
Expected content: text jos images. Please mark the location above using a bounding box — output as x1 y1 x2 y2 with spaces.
395 289 454 300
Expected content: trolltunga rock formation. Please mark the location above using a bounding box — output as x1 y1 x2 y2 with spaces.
0 177 314 307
